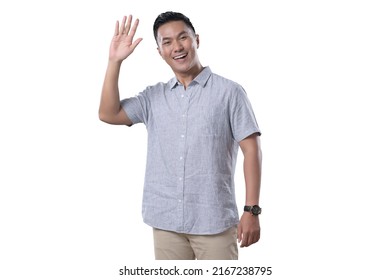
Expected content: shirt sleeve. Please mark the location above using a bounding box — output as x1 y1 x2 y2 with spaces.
120 88 151 125
229 84 261 142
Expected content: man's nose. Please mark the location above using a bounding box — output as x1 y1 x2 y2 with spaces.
172 40 184 52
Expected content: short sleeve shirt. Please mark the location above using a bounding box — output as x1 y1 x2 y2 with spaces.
120 67 260 234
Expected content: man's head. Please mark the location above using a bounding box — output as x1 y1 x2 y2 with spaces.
153 12 196 42
153 11 201 77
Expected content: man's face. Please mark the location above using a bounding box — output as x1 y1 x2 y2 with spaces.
156 20 200 75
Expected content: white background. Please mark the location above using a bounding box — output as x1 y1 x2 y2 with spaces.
1 0 389 279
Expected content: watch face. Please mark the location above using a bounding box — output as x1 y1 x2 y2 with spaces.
251 205 262 215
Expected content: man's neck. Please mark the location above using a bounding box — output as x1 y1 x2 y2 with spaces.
175 64 204 89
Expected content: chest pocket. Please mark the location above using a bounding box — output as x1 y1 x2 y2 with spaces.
200 105 230 137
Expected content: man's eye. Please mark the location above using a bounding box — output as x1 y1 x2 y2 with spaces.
163 41 171 45
180 36 187 40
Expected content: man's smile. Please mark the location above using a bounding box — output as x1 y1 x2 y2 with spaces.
173 53 188 60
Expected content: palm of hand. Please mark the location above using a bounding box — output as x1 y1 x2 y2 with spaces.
109 15 142 62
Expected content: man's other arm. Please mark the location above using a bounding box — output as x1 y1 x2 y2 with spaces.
237 133 262 247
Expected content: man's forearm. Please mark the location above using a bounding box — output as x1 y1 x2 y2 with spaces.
242 137 262 205
99 61 123 121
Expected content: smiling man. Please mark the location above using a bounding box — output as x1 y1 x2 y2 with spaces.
99 11 262 260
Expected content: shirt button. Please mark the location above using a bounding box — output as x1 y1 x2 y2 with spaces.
181 95 184 98
181 134 185 138
179 156 183 160
179 177 182 181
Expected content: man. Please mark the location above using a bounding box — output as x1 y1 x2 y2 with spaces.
99 11 262 260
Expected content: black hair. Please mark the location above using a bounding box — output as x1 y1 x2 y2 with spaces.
153 11 196 42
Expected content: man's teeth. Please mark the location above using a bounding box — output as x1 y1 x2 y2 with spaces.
174 54 186 60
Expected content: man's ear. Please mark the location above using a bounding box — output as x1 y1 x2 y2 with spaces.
157 46 162 56
196 34 200 48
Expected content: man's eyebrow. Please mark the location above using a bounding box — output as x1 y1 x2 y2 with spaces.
177 31 189 36
161 31 190 41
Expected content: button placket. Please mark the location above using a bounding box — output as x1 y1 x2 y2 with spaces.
176 86 193 231
176 87 190 231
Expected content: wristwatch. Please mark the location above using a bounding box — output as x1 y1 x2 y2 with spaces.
244 205 262 216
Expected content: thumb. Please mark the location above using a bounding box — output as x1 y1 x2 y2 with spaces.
237 222 242 242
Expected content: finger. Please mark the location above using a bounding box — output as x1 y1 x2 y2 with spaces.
114 20 119 36
245 234 252 247
247 232 260 247
129 38 143 52
240 233 248 248
133 37 143 46
119 16 127 34
237 224 242 242
247 234 255 247
128 18 140 39
124 15 133 35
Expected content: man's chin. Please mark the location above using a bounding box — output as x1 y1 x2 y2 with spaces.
171 64 190 74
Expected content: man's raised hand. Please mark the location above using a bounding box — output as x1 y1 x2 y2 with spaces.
109 15 143 63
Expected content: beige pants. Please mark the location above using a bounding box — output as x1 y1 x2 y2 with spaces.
153 226 238 260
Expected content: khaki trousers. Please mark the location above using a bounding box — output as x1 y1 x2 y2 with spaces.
153 226 238 260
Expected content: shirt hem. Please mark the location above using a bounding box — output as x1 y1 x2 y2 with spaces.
144 220 239 235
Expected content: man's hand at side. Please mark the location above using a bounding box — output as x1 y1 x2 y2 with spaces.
237 212 260 247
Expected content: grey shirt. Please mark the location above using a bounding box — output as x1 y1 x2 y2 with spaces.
121 67 260 234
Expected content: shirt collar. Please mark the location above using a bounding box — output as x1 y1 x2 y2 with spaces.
169 66 212 90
